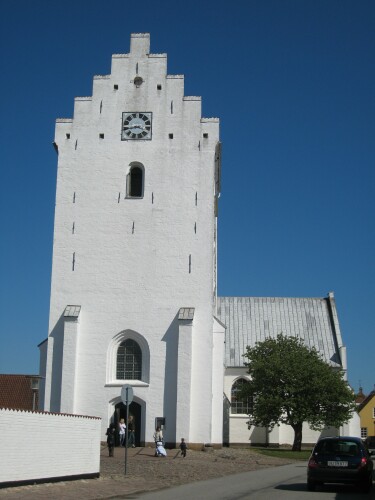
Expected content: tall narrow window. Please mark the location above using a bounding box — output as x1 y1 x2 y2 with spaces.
116 339 142 380
231 378 252 414
127 164 144 198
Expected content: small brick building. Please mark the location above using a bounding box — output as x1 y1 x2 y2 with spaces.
0 374 40 411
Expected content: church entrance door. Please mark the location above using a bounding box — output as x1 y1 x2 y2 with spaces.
114 401 142 447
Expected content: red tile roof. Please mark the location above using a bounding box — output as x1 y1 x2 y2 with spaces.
0 374 39 410
357 390 375 413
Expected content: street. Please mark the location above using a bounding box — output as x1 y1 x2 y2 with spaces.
134 462 375 500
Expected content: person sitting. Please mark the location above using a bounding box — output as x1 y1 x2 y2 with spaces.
153 427 164 457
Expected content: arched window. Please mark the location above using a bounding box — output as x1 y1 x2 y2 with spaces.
127 164 144 198
116 339 142 380
231 378 252 414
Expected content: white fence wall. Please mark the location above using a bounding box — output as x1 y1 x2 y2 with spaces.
0 408 101 486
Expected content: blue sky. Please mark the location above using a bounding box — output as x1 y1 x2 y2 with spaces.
0 0 374 395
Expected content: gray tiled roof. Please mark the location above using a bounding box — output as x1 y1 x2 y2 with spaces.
217 296 343 368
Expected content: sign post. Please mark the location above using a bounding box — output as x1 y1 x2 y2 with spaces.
121 384 134 475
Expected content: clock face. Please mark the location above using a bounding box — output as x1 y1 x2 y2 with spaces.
121 112 152 140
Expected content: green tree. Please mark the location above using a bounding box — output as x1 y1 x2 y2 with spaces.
239 334 356 451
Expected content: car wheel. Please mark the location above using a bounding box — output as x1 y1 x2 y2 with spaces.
307 480 316 491
359 475 372 493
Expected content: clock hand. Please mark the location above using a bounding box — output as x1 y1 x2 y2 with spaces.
129 123 145 130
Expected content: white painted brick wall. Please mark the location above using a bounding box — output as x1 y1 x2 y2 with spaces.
224 371 359 446
0 409 101 484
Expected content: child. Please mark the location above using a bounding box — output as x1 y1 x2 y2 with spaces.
106 423 116 457
180 437 187 457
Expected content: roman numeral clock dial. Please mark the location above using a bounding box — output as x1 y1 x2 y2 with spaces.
121 112 152 140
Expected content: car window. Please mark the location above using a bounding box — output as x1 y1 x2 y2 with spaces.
315 440 359 456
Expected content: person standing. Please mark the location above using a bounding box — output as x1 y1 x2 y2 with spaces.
119 418 126 447
127 415 135 448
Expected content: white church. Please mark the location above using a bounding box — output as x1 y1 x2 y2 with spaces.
39 33 355 448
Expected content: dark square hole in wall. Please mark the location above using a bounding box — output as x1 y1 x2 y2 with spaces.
169 133 173 139
157 84 162 90
99 133 104 139
66 133 71 139
203 133 209 138
114 84 118 90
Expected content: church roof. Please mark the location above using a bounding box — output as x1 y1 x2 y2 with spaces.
217 294 344 369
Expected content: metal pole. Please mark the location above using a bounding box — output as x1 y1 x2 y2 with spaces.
125 388 129 475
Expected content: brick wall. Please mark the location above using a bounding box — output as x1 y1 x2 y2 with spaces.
0 408 101 486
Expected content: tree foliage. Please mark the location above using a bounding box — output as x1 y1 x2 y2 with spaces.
239 334 356 450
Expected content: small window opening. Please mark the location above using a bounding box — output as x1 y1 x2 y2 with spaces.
73 192 76 203
100 100 102 113
114 84 118 90
171 101 173 114
157 84 162 90
75 140 78 150
72 252 75 271
127 166 143 198
66 133 70 139
99 133 104 139
203 133 208 138
169 133 173 139
134 76 143 87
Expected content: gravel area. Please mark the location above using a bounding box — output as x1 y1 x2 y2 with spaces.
101 445 294 485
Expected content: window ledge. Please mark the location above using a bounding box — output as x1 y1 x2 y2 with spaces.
105 381 149 388
125 196 144 200
230 414 250 419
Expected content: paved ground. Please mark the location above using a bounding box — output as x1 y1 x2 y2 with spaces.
0 445 294 499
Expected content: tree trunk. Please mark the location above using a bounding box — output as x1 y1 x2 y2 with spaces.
291 422 303 451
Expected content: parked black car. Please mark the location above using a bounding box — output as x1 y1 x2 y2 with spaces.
365 436 375 457
307 436 373 492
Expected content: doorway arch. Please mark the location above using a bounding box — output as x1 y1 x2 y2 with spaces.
113 400 142 447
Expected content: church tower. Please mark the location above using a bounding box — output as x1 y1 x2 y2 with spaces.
40 33 224 447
